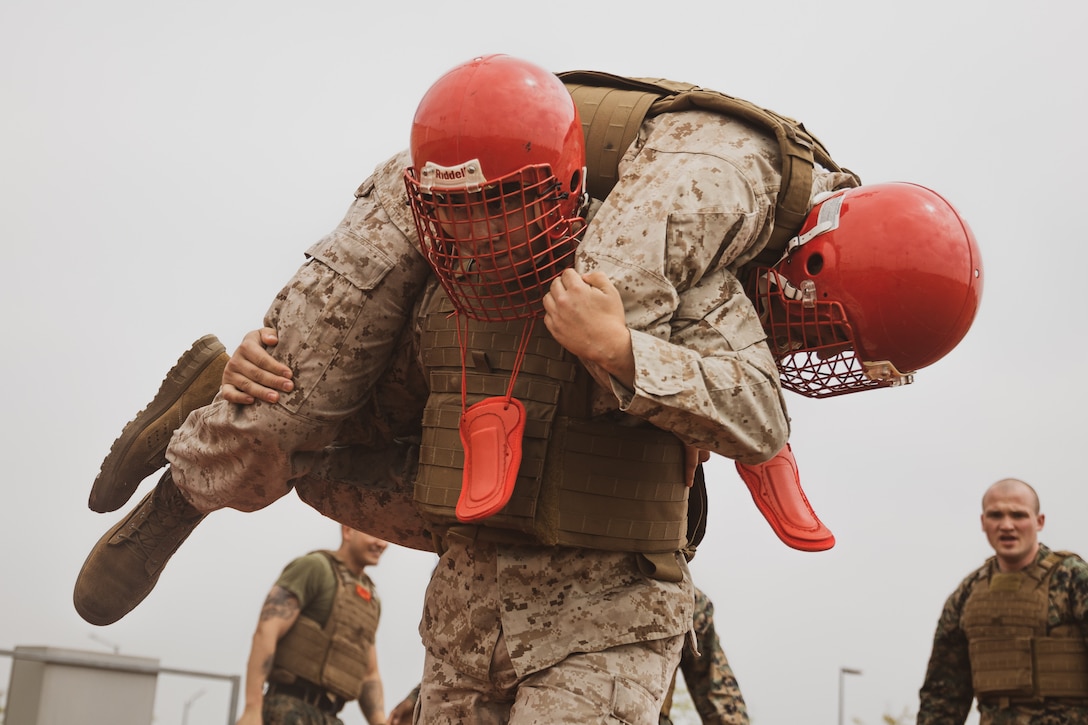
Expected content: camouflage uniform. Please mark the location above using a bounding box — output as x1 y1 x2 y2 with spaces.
393 589 746 725
167 149 430 515
415 536 689 723
405 109 852 722
262 693 342 725
660 587 748 725
917 544 1088 725
167 102 854 722
167 107 856 518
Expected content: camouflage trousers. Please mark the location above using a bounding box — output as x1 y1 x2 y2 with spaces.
418 629 684 724
262 693 342 725
977 701 1088 724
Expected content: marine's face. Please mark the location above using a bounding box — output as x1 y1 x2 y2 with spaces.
407 164 581 319
981 486 1044 571
435 183 543 286
345 530 389 568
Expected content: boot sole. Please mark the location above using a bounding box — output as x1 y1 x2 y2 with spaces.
88 335 226 513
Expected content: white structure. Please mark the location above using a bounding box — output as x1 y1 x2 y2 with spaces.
5 646 157 725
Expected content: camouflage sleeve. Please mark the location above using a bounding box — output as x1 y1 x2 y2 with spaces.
680 588 749 725
917 574 978 725
575 111 789 465
1049 552 1088 637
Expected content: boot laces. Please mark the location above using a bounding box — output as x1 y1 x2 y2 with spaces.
122 480 203 561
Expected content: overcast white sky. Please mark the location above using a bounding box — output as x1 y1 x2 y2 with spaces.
3 2 1086 724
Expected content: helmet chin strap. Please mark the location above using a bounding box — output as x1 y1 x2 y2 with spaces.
782 189 845 258
755 270 812 305
759 192 845 305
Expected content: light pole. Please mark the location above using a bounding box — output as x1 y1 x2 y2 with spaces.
87 633 120 654
182 688 206 725
838 667 862 725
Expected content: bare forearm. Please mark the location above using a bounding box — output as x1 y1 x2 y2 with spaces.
241 631 276 715
359 678 386 725
240 587 299 720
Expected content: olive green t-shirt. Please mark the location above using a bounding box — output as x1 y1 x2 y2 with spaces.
276 552 377 627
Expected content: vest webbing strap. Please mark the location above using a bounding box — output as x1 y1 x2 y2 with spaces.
558 70 860 258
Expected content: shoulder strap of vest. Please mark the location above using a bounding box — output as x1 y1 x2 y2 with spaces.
558 69 860 254
1041 549 1084 578
312 549 351 634
1036 549 1083 575
981 551 1075 585
1042 550 1065 569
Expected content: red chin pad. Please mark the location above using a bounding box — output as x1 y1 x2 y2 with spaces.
456 397 526 522
734 443 836 552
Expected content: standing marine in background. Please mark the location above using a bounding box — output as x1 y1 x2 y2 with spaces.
238 526 389 725
918 478 1088 724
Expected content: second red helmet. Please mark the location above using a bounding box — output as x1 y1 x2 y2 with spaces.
747 182 984 398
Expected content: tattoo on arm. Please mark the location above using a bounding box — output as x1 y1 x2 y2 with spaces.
260 586 300 622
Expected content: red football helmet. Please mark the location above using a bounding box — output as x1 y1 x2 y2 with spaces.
404 54 587 321
746 182 983 398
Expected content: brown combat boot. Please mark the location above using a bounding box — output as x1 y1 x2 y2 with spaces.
74 469 206 626
88 334 228 513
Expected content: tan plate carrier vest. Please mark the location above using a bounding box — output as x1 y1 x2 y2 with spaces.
270 551 381 701
962 550 1088 700
413 290 689 562
558 70 860 265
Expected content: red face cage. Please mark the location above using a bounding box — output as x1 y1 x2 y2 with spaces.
746 268 913 399
405 163 584 322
